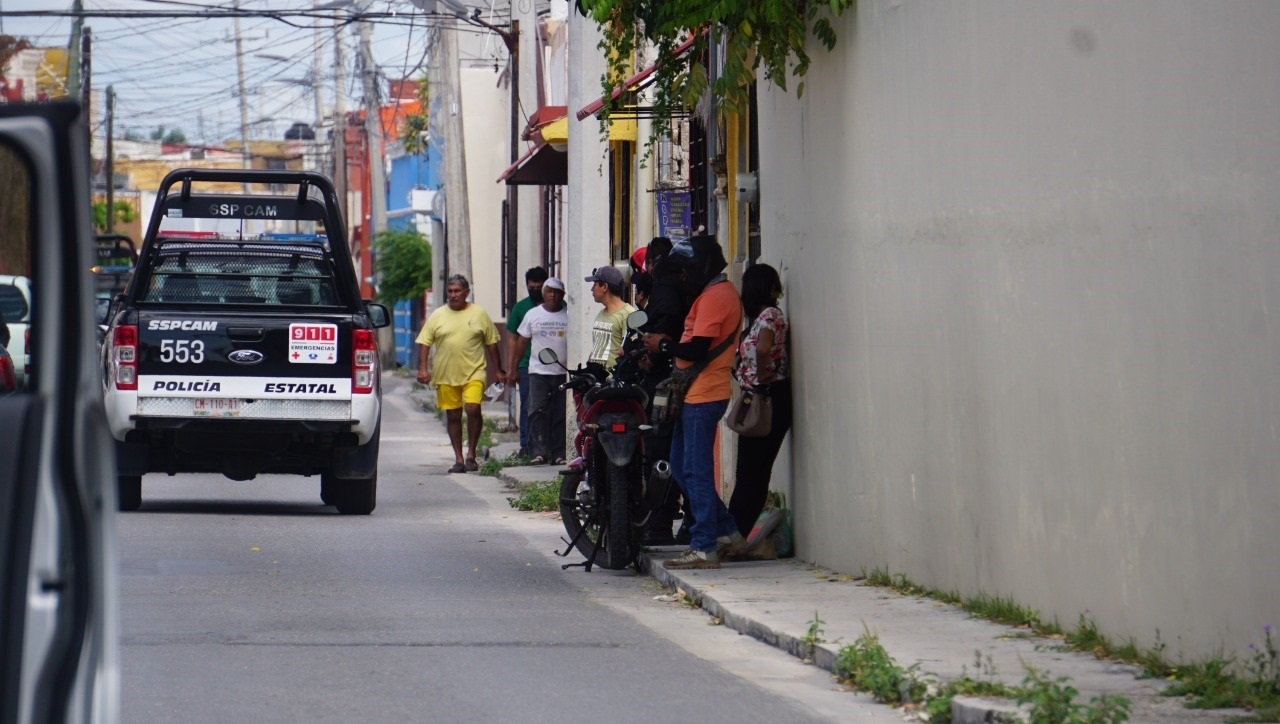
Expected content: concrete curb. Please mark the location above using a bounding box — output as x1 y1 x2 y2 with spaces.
637 555 1055 723
949 696 1030 723
638 554 837 667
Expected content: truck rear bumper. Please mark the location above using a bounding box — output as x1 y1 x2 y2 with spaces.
116 416 379 479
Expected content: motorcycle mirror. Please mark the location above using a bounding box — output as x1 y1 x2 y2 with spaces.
626 309 649 330
537 347 560 365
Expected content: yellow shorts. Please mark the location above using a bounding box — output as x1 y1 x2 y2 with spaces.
436 380 484 410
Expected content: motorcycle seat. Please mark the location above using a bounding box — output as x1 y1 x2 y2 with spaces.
586 386 649 406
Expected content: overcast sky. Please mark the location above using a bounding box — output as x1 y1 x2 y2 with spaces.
0 1 447 145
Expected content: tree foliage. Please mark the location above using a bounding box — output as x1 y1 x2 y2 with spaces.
373 227 432 305
92 200 136 233
575 0 851 143
149 126 186 143
399 76 430 155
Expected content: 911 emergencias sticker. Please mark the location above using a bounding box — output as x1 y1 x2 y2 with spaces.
289 323 338 364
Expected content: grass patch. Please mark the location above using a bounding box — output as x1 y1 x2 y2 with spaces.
965 591 1044 630
860 567 1280 720
834 633 1130 723
479 450 532 477
506 479 561 512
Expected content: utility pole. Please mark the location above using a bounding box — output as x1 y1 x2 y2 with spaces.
312 6 325 134
332 15 348 215
426 25 446 309
358 4 391 360
106 85 115 233
67 0 83 97
234 2 252 193
440 22 472 289
79 27 91 111
359 14 387 242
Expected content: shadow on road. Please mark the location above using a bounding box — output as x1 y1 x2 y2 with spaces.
128 500 337 517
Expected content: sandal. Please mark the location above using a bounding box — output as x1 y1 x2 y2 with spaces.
552 458 567 466
530 455 547 465
448 462 467 474
465 458 479 472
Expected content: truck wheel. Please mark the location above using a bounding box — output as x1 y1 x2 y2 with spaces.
326 468 376 515
319 477 337 506
118 475 142 511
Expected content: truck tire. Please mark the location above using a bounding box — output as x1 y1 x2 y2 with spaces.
118 475 142 511
319 477 336 507
326 468 376 515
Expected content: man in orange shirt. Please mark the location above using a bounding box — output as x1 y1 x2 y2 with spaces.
642 236 744 569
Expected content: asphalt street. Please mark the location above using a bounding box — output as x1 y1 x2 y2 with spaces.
117 373 898 723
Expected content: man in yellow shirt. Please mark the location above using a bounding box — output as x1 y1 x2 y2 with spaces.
416 275 504 472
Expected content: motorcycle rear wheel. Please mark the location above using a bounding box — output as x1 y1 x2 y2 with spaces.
604 462 638 569
559 464 639 570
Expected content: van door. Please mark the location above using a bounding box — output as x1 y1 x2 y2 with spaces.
0 104 117 723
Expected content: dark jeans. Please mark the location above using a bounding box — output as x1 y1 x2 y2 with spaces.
728 378 793 536
528 373 566 461
517 366 531 451
671 398 738 552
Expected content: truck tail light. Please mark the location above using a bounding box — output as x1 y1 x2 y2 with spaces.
352 329 377 394
113 324 138 391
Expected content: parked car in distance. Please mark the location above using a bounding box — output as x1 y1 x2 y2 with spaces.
0 274 29 389
0 341 15 394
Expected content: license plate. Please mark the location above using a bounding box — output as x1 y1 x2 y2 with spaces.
193 398 242 417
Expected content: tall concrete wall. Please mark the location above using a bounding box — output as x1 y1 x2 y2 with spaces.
566 13 611 369
460 68 508 317
757 0 1280 661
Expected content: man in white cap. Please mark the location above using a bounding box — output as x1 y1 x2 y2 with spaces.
506 277 569 464
584 265 634 371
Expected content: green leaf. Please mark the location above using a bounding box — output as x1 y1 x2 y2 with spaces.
584 0 845 149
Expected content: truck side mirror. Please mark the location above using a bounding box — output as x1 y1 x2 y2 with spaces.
365 302 391 329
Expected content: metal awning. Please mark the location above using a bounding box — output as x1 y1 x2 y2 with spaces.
498 109 569 185
497 142 567 185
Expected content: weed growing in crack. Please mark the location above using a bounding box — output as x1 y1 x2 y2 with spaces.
1018 665 1130 723
832 626 927 705
801 611 825 661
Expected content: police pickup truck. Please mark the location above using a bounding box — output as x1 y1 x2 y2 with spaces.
101 168 390 514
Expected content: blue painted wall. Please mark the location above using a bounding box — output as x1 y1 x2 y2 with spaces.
385 148 440 366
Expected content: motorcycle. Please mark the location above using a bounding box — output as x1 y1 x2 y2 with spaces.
537 310 669 571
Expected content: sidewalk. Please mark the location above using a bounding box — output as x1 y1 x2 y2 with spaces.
404 377 1238 722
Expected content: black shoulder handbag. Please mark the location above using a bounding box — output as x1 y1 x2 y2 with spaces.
651 323 741 425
